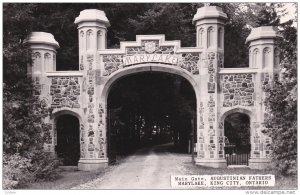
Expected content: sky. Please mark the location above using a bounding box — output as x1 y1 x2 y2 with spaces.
278 3 297 26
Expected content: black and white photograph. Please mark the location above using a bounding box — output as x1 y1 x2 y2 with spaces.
1 1 298 194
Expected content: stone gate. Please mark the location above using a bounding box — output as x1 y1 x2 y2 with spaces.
27 6 281 171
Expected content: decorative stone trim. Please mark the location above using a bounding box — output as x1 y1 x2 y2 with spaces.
80 123 86 158
219 68 259 74
46 72 84 77
97 103 105 158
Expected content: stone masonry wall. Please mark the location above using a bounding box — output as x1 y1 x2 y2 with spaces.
50 77 81 108
221 74 255 107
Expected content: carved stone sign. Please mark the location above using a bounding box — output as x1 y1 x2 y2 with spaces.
123 54 179 66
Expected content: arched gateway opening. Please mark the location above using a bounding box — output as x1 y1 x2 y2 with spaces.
106 71 197 163
224 112 251 166
55 114 80 166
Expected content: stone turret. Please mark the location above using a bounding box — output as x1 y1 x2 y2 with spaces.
75 9 110 71
27 32 59 75
246 26 281 72
193 6 227 51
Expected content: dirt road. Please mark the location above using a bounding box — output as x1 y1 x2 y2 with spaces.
73 143 192 189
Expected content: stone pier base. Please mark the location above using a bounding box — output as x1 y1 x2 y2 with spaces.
249 158 271 170
194 158 227 168
78 158 108 171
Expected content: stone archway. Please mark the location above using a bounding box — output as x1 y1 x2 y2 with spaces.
220 107 254 166
55 114 80 165
52 110 82 166
100 64 200 163
101 64 200 102
220 107 255 140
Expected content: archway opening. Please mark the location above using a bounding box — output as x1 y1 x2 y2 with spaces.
224 112 250 166
55 114 80 166
107 72 196 161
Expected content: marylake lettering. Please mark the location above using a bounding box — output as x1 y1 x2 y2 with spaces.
123 54 179 66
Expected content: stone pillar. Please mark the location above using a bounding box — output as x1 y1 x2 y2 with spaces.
193 6 228 167
75 9 110 170
246 26 281 169
27 32 59 153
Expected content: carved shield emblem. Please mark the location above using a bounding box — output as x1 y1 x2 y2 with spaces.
145 42 156 53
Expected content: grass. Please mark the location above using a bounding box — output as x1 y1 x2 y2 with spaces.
183 162 298 190
26 155 128 190
26 168 109 190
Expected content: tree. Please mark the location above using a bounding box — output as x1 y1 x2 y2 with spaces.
129 3 253 67
3 4 60 189
263 25 297 175
3 3 44 154
262 4 297 175
127 3 200 47
5 3 255 70
249 3 281 27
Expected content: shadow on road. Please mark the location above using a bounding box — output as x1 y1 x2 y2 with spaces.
119 142 192 157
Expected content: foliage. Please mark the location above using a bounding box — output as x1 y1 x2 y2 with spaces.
3 3 261 69
3 86 48 154
3 90 61 188
28 150 61 181
3 152 60 189
264 80 297 175
3 4 61 189
3 4 34 87
249 3 281 27
263 8 297 175
128 3 252 67
3 3 293 69
127 3 199 47
3 153 33 189
3 4 44 155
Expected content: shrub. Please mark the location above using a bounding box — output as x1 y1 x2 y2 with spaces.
3 4 62 189
29 150 61 181
263 25 297 176
3 153 33 189
3 152 61 189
